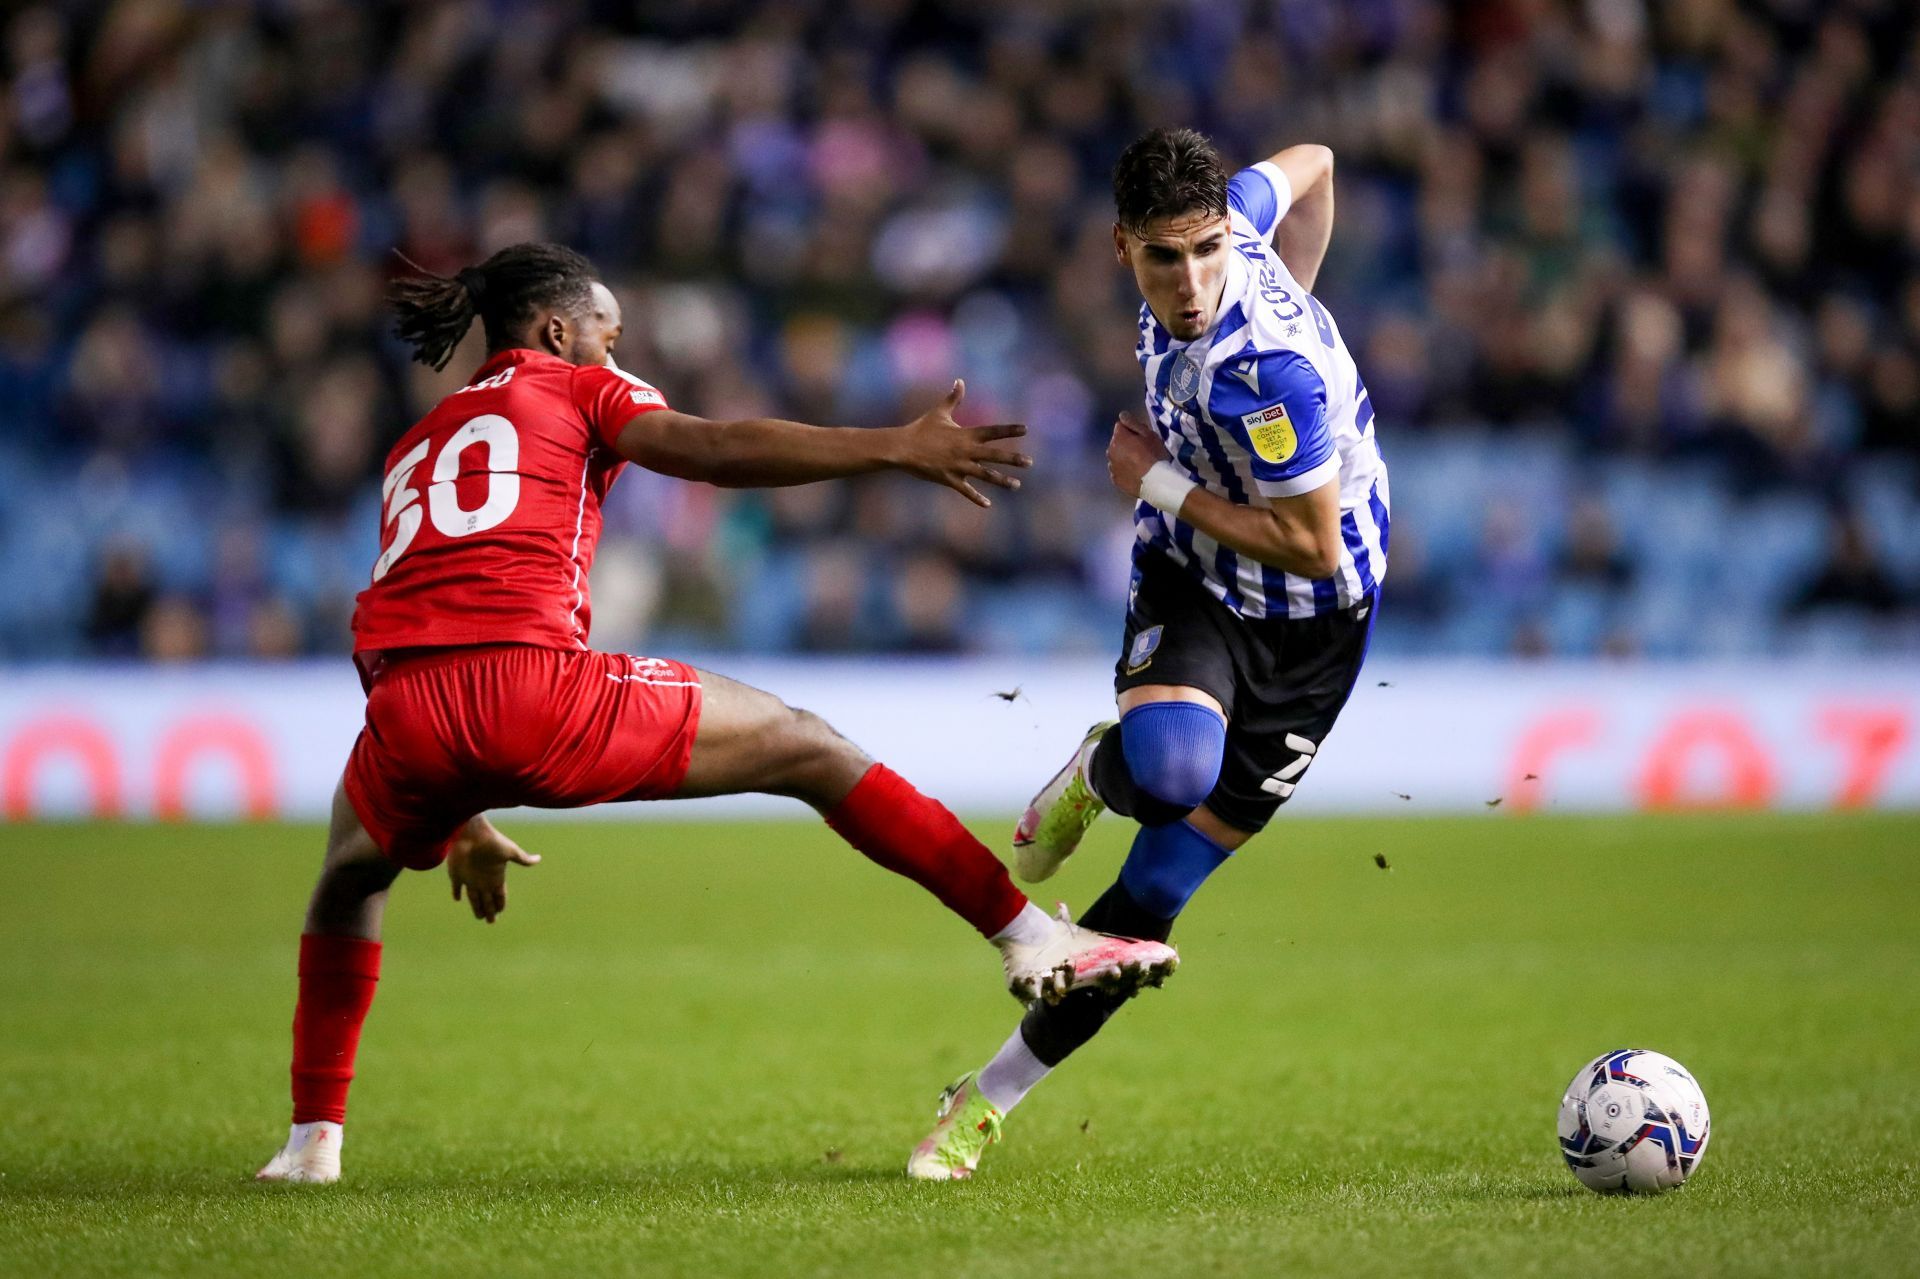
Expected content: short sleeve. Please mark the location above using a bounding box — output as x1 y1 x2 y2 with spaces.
573 361 669 449
1226 162 1291 240
1208 349 1337 498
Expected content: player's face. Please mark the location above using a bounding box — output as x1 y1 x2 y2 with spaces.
559 281 624 367
1116 212 1232 342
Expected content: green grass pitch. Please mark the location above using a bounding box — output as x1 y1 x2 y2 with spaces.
2 812 1917 1277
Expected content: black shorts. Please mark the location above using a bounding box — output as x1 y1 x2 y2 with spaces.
1115 550 1375 834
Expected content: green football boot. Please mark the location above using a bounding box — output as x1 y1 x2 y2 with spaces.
1012 720 1115 882
905 1073 1004 1181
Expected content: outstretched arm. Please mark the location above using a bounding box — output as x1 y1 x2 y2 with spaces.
1262 144 1335 291
612 379 1031 508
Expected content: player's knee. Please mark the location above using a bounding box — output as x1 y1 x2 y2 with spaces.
766 705 864 799
1119 819 1234 919
1120 701 1226 813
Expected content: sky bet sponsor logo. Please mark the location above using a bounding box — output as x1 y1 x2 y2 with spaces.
1241 403 1298 463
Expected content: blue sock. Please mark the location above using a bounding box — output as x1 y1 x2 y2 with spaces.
1119 819 1233 919
1119 701 1226 813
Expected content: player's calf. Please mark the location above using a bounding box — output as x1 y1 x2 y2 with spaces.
1117 818 1234 918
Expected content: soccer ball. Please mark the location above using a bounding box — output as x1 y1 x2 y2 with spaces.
1557 1049 1711 1194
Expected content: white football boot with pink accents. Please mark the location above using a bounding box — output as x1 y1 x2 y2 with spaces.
999 903 1179 1005
255 1121 343 1184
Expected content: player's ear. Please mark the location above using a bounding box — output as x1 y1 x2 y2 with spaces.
541 312 568 358
1112 223 1131 267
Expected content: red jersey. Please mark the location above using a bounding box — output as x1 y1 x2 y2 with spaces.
350 348 668 660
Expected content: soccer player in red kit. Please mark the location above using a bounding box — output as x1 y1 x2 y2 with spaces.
255 243 1177 1183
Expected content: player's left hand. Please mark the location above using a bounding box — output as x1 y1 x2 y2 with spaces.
1107 412 1170 497
446 817 541 924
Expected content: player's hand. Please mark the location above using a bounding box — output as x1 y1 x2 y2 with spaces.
891 379 1032 508
1107 412 1170 497
446 817 541 924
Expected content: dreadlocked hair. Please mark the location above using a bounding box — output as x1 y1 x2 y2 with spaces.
388 242 601 371
1113 127 1229 237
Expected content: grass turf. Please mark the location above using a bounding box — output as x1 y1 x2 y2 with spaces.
1 813 1916 1278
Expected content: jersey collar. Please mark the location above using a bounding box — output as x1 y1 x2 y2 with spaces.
469 347 563 384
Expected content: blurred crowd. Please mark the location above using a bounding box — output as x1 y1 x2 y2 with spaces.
3 0 1918 662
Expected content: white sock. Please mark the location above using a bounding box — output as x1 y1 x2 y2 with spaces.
990 901 1056 949
289 1120 343 1150
976 1027 1053 1112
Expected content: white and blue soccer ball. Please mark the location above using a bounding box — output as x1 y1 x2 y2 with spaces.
1557 1049 1711 1194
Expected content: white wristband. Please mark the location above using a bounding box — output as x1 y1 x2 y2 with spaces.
1253 160 1294 223
1139 461 1198 516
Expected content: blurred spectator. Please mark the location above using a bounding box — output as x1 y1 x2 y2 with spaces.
1792 514 1909 617
83 543 155 657
1557 500 1635 594
3 0 1918 662
141 596 210 663
892 550 968 655
248 599 306 660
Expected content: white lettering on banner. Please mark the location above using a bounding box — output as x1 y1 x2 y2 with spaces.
0 664 1915 820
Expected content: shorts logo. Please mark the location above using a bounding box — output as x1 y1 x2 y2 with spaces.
1126 625 1164 674
1169 352 1201 405
1241 403 1298 463
1259 733 1318 799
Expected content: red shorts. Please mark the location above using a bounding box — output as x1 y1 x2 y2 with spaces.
343 645 703 870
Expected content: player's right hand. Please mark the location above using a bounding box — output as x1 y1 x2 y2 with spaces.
446 817 541 924
1107 411 1170 497
893 379 1032 508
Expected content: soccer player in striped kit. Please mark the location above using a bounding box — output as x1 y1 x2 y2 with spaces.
909 129 1388 1178
255 243 1177 1184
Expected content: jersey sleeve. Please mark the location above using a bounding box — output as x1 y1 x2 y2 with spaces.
572 361 670 450
1208 348 1338 498
1226 162 1292 240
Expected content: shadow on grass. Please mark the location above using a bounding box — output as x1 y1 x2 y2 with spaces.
1442 1182 1588 1203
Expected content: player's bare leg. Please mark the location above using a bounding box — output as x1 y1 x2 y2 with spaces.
258 783 531 1183
676 670 1178 1004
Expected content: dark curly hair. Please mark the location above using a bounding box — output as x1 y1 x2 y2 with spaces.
387 242 600 370
1113 127 1229 237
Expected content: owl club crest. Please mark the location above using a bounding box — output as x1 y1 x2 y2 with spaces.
1168 351 1202 405
1125 624 1164 673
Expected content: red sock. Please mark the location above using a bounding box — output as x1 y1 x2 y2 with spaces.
825 764 1028 937
290 934 382 1125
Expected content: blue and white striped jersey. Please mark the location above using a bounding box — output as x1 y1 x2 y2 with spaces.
1134 161 1390 620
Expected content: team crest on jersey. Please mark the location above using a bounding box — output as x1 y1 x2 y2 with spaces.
1169 351 1202 405
1241 403 1298 463
1126 624 1164 674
